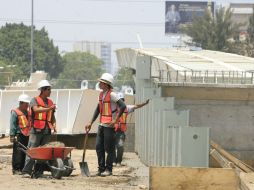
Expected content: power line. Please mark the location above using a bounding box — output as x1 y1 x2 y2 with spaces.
78 0 165 2
0 18 164 26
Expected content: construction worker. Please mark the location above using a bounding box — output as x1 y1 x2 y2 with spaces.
114 92 149 166
85 73 126 177
22 80 56 178
10 94 31 175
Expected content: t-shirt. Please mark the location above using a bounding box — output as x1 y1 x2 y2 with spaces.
9 109 28 136
30 97 51 134
126 105 135 114
100 90 120 127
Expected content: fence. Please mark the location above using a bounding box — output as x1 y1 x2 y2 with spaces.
158 70 254 85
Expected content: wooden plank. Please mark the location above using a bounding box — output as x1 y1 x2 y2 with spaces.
239 172 254 190
150 167 239 190
210 141 254 173
210 149 233 168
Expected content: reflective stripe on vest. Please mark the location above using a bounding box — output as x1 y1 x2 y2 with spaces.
115 107 128 132
99 89 113 123
13 108 31 136
33 96 54 129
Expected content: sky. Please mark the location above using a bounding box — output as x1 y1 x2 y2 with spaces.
0 0 253 72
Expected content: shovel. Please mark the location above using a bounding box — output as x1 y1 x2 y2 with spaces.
79 131 90 177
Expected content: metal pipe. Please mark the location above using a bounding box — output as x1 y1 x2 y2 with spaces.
30 0 34 74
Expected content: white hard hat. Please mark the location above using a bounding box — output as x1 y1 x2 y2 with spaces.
18 94 30 103
117 92 125 100
37 80 51 90
98 73 114 86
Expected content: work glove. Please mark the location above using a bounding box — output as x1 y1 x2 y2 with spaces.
10 136 17 143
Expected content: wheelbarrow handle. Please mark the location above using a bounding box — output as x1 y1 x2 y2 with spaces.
17 141 28 150
17 147 27 155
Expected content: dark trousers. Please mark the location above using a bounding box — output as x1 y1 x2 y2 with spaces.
114 130 126 164
96 125 115 172
12 134 29 171
22 133 51 174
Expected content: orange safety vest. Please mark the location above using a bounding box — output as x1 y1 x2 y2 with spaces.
115 107 128 132
33 96 54 130
99 89 113 124
13 108 31 136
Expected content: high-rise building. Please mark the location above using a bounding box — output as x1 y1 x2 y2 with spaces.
73 41 111 73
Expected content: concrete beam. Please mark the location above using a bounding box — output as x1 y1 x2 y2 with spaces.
162 85 254 101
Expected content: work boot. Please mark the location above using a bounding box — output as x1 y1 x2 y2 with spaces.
95 170 104 176
101 170 112 177
21 171 31 178
12 170 22 175
31 170 43 179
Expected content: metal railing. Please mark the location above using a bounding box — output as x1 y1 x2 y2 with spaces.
157 70 254 85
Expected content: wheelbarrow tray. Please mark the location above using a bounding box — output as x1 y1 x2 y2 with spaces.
26 147 74 160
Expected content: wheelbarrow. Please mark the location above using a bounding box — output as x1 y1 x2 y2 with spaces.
18 142 75 179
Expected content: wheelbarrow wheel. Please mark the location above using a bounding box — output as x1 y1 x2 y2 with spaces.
63 157 74 176
50 158 64 179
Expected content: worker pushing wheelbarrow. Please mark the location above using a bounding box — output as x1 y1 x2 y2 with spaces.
18 142 75 179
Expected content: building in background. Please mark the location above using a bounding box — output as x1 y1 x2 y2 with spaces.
5 71 47 90
73 41 112 73
230 3 254 31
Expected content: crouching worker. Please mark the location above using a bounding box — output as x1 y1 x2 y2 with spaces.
10 94 31 175
85 73 126 177
22 80 56 178
114 93 149 166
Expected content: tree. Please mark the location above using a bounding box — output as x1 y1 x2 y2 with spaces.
54 52 104 89
0 58 13 88
114 67 135 90
227 7 254 58
181 7 240 51
0 23 63 80
247 7 254 42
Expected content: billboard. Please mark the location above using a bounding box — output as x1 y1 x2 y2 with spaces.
165 1 214 34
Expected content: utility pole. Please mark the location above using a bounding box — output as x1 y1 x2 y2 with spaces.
30 0 34 74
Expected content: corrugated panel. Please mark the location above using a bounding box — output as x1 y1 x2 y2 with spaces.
178 127 210 167
133 53 210 168
142 88 161 164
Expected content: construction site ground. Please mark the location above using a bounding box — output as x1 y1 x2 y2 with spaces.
0 137 149 190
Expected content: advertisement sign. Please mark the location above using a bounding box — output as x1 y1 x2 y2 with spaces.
165 1 214 34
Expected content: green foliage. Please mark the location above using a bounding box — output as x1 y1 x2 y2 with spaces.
0 23 62 80
227 7 254 58
0 58 13 88
181 7 240 51
54 51 104 89
247 7 254 42
114 67 135 90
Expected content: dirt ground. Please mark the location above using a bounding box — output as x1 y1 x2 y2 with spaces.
0 137 149 190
